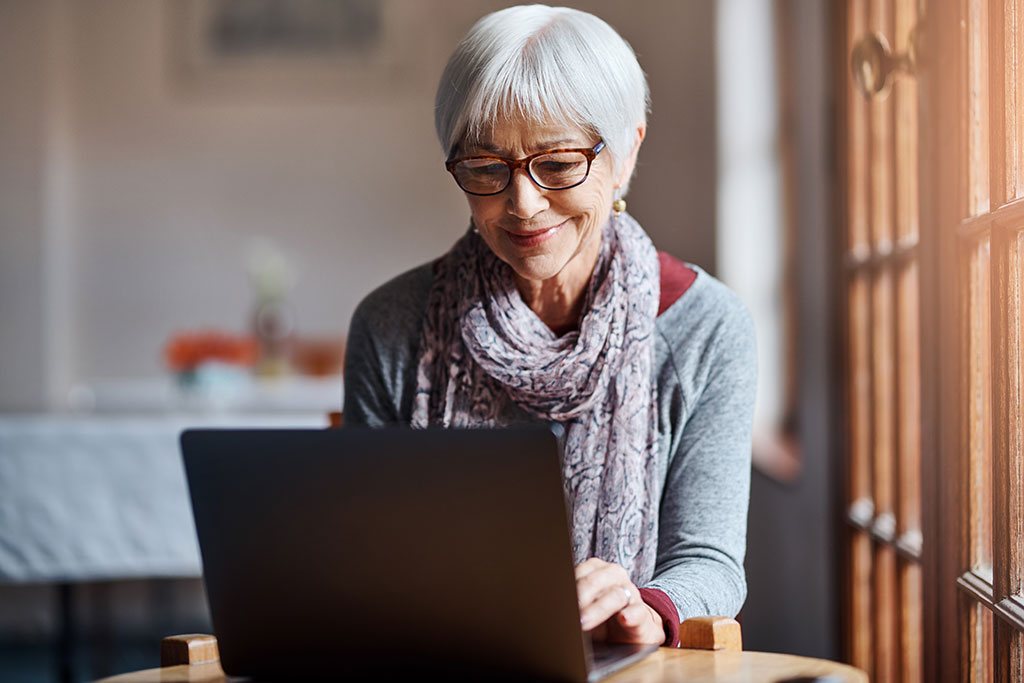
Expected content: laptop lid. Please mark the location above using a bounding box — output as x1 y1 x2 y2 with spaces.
182 426 603 681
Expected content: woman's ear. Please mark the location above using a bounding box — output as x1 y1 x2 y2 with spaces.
616 125 647 189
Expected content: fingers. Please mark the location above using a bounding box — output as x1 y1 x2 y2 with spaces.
608 602 666 645
575 559 636 632
574 558 665 644
615 601 652 629
579 583 633 631
573 556 605 582
575 558 631 609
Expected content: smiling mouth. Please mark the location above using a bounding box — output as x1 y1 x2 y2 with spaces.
504 221 566 247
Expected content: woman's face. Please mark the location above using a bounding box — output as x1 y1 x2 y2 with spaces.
458 119 625 286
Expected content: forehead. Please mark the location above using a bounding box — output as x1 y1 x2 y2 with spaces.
462 117 593 155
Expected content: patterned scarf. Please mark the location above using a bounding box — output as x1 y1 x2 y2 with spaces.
411 212 661 584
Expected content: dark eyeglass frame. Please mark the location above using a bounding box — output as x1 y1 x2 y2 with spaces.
445 140 606 196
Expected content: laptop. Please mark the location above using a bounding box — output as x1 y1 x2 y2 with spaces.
181 426 658 681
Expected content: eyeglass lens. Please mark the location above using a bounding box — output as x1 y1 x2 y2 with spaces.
453 151 591 194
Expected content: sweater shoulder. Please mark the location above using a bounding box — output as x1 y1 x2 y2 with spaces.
654 265 757 399
656 265 754 347
349 261 435 341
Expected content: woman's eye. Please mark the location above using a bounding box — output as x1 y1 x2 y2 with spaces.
476 164 507 176
536 161 578 173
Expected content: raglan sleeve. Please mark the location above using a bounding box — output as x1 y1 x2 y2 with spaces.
643 296 757 625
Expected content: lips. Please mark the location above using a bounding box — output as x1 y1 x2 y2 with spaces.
504 220 566 247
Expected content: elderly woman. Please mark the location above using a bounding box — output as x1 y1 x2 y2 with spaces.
343 5 756 648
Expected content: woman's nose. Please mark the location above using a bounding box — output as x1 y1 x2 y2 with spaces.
505 168 549 218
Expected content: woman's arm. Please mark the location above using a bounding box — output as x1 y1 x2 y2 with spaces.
645 286 757 624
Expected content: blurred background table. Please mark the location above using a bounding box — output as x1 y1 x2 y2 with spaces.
0 376 340 683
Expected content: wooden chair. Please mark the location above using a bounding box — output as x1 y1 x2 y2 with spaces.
160 618 741 667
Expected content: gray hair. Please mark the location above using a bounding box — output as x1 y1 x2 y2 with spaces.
435 5 649 192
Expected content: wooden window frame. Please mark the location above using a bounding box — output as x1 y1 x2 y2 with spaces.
840 0 1024 679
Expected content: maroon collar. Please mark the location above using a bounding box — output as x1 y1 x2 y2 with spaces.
658 252 697 316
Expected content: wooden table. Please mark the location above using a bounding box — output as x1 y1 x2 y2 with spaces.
96 647 868 682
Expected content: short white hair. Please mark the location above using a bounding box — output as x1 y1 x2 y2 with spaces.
435 4 649 192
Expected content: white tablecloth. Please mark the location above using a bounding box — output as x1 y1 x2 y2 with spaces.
0 414 325 583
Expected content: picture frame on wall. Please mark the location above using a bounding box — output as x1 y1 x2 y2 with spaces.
164 0 437 101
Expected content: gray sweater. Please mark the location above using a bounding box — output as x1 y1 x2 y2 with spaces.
343 261 756 622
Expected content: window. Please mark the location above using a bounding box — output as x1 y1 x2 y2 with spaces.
839 0 1024 679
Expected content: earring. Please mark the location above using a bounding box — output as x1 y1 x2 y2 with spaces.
612 198 626 215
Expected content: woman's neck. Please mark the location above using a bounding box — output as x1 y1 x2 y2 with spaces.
513 234 601 336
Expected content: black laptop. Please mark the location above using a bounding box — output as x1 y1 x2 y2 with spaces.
181 426 658 681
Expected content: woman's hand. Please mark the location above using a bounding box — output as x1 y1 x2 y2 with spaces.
575 557 665 645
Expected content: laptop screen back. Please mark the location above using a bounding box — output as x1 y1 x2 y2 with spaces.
182 426 591 681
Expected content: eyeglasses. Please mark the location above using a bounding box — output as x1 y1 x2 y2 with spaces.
445 140 606 196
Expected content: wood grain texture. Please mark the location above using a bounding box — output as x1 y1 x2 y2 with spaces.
1009 0 1024 201
869 0 895 250
991 225 1023 604
968 0 992 215
847 0 871 253
959 198 1024 240
851 529 875 671
678 617 742 653
917 0 967 679
899 560 923 682
966 601 995 682
874 543 900 682
989 0 1009 208
894 0 920 243
95 648 870 683
160 634 220 668
896 261 922 542
994 620 1024 681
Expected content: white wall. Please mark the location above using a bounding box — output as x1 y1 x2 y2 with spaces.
0 1 50 411
0 0 717 410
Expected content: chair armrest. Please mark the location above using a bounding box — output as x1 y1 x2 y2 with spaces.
678 616 742 652
160 634 220 667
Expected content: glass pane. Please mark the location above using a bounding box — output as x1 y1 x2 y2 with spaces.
893 0 919 242
968 238 993 577
967 0 990 214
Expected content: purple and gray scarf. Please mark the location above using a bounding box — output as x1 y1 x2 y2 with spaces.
411 211 661 584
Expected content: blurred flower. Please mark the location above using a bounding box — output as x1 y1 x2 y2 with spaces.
246 238 295 302
163 330 258 373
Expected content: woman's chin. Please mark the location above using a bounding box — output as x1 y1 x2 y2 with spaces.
505 254 567 285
